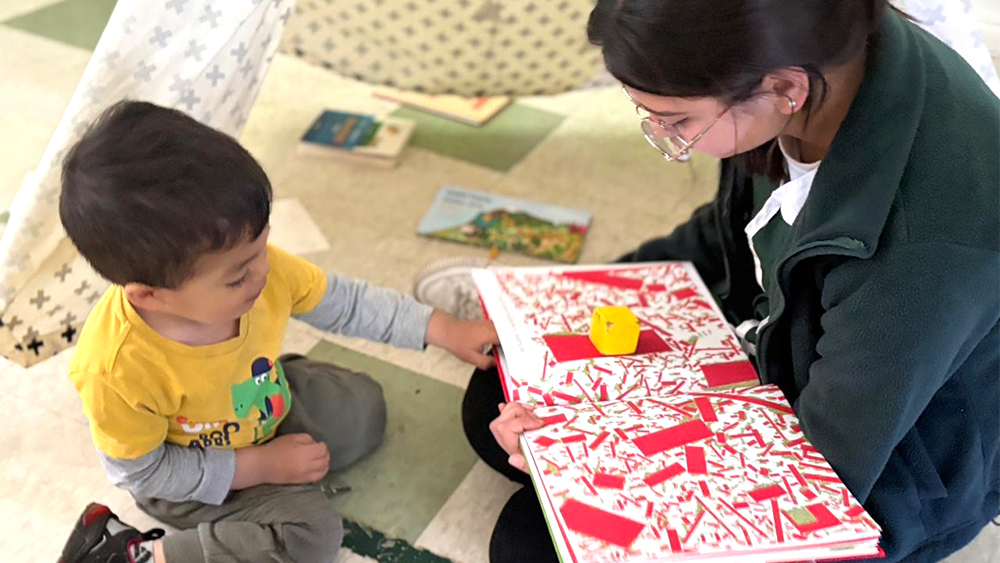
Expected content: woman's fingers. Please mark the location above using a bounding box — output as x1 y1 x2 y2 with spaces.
508 453 528 472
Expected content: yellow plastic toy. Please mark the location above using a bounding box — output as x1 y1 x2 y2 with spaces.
589 306 640 356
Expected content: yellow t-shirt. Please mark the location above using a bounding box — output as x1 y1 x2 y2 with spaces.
69 245 327 459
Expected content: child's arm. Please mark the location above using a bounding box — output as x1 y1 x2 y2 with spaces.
101 433 330 504
100 444 236 505
295 274 434 350
296 274 499 368
425 310 499 369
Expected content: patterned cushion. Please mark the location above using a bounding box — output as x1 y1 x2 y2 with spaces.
279 0 610 96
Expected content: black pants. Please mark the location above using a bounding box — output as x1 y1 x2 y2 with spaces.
462 367 559 563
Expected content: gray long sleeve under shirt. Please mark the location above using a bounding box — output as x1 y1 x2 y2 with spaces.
100 273 433 504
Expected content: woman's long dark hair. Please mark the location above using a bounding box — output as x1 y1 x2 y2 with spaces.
588 0 889 181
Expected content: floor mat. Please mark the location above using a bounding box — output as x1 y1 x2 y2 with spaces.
2 0 116 50
391 103 565 172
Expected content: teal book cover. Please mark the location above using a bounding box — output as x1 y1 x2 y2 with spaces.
302 111 378 150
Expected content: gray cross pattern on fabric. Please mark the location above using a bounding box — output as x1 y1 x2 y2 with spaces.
86 83 108 103
54 264 72 282
74 280 91 296
206 65 226 86
29 290 50 310
134 60 157 82
101 50 122 67
122 15 137 33
165 0 189 14
169 74 191 93
185 40 207 61
240 58 255 77
923 5 947 24
150 26 173 48
200 5 222 27
231 41 249 62
179 89 202 111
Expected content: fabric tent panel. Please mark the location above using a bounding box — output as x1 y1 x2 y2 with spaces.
0 0 292 365
279 0 608 97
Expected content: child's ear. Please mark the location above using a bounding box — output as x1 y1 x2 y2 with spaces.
123 283 168 311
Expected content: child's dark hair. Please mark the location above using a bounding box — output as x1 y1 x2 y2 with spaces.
587 0 891 181
60 101 272 288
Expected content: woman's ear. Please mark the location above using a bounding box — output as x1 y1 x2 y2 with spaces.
761 68 811 115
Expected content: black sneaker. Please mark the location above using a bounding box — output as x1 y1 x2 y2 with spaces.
59 503 164 563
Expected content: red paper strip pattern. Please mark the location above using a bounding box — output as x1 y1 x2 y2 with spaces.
643 462 686 487
633 420 713 457
543 330 673 363
686 445 708 475
540 413 568 426
558 271 644 290
749 484 788 502
560 499 646 548
593 472 626 490
701 361 760 389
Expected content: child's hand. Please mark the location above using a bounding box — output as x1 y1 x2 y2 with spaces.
233 433 330 490
489 402 545 472
426 312 500 370
261 433 330 484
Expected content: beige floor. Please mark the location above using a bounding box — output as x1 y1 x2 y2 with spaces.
1 12 998 563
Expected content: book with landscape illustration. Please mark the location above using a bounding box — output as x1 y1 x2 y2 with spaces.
417 186 591 263
473 263 883 563
299 110 415 168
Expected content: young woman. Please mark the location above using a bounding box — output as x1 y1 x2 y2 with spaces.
463 1 1000 562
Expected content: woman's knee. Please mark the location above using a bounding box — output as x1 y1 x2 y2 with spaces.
489 487 558 563
462 367 502 444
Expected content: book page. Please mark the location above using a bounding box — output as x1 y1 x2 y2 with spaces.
521 385 882 562
474 263 755 406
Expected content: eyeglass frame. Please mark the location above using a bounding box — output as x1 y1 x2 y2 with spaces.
622 85 730 162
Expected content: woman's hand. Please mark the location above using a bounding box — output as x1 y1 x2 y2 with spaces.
489 402 545 472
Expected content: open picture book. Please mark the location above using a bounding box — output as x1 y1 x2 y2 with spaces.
472 263 883 563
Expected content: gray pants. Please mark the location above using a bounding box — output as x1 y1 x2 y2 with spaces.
136 355 387 563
